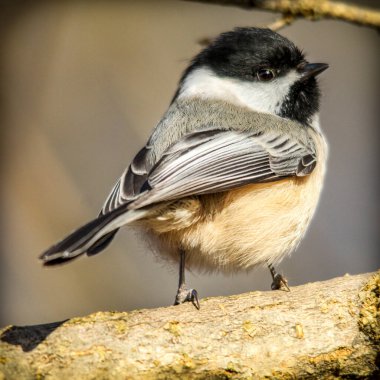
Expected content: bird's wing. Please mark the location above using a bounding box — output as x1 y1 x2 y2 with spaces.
103 128 316 212
101 144 154 214
41 127 316 264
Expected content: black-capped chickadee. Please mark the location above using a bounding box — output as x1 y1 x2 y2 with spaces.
40 28 328 309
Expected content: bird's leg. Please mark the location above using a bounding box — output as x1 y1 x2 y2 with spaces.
174 250 200 309
268 263 290 291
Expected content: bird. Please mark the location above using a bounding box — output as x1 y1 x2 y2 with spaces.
40 27 328 309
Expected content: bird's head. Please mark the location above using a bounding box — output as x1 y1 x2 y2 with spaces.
175 27 328 126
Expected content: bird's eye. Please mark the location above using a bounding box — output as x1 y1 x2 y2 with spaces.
257 68 276 81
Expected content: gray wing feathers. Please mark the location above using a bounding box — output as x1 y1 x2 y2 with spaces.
145 132 271 199
101 145 154 214
102 127 316 212
129 129 315 209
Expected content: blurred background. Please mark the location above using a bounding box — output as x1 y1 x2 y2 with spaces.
1 0 379 326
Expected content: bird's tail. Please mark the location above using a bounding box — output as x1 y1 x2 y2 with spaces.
39 204 148 266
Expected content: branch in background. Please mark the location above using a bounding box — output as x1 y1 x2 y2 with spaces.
197 12 295 46
188 0 380 30
266 13 295 31
1 271 379 378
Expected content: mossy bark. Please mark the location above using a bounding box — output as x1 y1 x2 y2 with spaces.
1 271 379 379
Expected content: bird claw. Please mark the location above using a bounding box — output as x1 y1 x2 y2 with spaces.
174 285 200 309
271 273 290 292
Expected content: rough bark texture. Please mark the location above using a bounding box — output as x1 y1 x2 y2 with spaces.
0 271 379 379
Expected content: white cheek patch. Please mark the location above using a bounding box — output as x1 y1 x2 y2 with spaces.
310 113 322 133
178 67 300 117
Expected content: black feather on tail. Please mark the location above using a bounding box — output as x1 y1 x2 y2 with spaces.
86 229 119 256
40 204 141 266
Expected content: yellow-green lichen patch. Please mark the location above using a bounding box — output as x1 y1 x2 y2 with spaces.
34 371 45 380
294 348 356 378
359 271 380 344
308 347 353 366
110 320 128 335
242 320 257 338
318 296 342 315
225 362 240 374
66 311 128 326
294 323 304 339
153 356 199 378
179 353 196 370
83 344 113 360
164 321 182 337
305 346 377 378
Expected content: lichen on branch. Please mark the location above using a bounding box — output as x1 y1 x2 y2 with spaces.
0 271 379 379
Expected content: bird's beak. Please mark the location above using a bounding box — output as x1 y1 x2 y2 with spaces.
298 63 329 81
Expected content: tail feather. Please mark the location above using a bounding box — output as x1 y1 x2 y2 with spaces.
42 254 82 266
86 229 119 256
40 205 146 265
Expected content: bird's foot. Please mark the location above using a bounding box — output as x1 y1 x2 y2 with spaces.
174 284 200 309
271 273 290 291
268 263 290 291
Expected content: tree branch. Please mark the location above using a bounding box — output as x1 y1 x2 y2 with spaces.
187 0 380 30
266 13 295 31
1 271 379 379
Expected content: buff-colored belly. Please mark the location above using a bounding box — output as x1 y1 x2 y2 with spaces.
140 133 327 273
